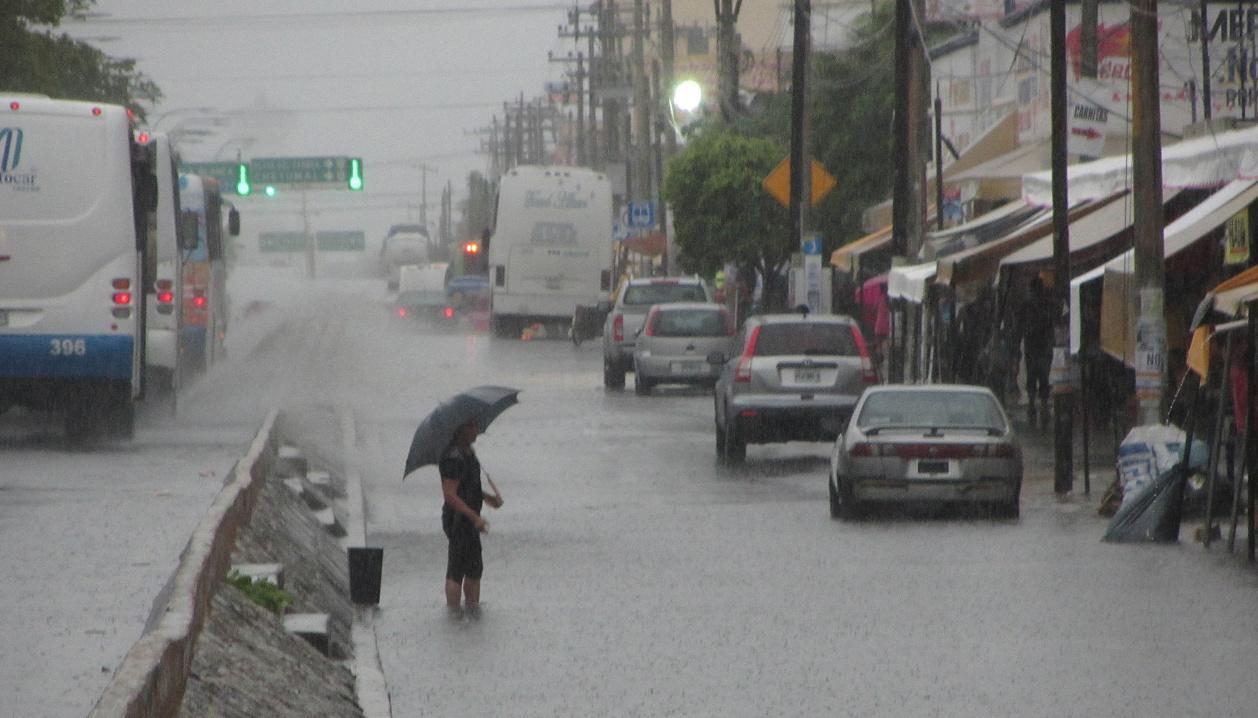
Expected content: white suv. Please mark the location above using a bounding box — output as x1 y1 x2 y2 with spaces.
602 276 711 389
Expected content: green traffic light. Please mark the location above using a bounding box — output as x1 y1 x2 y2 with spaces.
264 185 277 198
348 157 363 191
235 163 251 196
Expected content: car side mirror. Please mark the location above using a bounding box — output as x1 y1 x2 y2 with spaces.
178 210 199 250
227 207 241 237
707 351 727 365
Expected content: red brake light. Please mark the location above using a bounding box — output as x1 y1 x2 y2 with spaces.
443 306 456 319
137 131 151 144
193 295 207 308
463 241 481 255
397 307 408 317
734 325 761 383
112 292 132 306
157 291 174 304
849 442 878 457
643 308 658 337
112 278 131 290
9 101 19 111
92 106 103 116
612 313 624 342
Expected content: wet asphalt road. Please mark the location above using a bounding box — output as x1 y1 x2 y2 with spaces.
321 283 1258 717
7 272 1256 717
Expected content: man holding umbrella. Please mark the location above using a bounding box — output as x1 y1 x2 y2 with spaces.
440 420 503 619
404 386 519 620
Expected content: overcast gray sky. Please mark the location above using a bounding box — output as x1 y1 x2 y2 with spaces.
66 0 574 243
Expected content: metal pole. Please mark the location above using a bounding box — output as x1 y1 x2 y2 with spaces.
1132 0 1167 426
1249 306 1258 560
934 92 944 232
789 0 812 252
1204 330 1233 548
1051 0 1073 494
302 190 315 280
1199 0 1212 119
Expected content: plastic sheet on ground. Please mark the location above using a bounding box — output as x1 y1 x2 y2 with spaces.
1105 424 1206 543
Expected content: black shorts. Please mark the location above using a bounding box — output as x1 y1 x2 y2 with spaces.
446 528 483 582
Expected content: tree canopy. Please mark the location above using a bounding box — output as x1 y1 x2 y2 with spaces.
661 130 791 299
0 1 161 118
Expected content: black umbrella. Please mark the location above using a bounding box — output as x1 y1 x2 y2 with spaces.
402 385 520 480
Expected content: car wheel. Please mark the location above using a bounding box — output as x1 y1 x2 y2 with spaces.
634 372 652 396
829 477 840 518
994 497 1020 520
603 359 625 390
724 422 746 463
834 477 860 520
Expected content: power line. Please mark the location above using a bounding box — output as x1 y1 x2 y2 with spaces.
155 67 550 84
223 101 501 116
66 4 571 28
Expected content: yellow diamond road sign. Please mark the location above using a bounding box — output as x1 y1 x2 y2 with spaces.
762 155 838 208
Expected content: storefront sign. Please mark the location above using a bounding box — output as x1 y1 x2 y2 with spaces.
1224 207 1250 265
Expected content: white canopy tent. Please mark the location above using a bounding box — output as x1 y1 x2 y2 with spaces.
1022 125 1258 206
887 262 938 303
1068 180 1258 356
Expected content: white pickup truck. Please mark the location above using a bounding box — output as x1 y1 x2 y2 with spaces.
601 276 712 389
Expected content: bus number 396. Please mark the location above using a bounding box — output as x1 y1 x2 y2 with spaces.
50 339 88 356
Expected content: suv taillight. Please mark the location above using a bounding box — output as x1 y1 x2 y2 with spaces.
613 313 624 342
851 326 878 383
734 325 761 383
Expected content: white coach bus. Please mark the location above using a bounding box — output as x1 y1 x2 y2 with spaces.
487 166 612 338
0 96 157 439
143 132 196 394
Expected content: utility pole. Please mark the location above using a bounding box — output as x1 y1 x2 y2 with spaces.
890 0 927 382
660 0 678 272
789 1 812 256
715 0 744 122
632 0 651 201
1199 0 1212 120
414 163 436 227
1050 0 1073 494
1132 0 1167 425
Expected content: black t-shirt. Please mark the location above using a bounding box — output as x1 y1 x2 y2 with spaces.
439 444 483 534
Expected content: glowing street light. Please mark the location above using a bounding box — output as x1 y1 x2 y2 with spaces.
672 80 703 113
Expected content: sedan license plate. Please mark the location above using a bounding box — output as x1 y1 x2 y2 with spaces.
918 460 949 474
793 367 821 383
671 361 704 375
0 310 6 328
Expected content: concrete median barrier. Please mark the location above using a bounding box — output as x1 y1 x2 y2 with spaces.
88 409 280 718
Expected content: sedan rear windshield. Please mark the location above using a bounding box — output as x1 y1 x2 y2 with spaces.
754 323 858 356
651 309 729 337
622 283 707 305
856 391 1007 431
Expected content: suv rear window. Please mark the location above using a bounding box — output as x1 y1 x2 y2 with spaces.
623 283 707 305
652 308 729 337
754 323 858 356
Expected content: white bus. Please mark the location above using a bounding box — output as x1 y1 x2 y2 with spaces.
143 133 196 394
178 174 233 376
487 166 612 338
0 96 157 438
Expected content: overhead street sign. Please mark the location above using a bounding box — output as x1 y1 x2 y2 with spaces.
627 201 655 229
258 231 307 253
316 230 365 251
251 156 354 188
180 161 238 190
762 156 838 209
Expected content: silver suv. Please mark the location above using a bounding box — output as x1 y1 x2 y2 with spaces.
713 312 877 462
602 276 711 388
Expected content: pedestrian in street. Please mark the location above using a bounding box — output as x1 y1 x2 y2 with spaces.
439 419 503 620
1020 274 1055 428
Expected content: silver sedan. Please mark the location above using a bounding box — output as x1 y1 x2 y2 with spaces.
829 384 1022 519
632 302 736 395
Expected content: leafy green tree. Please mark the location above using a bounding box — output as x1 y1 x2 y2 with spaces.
662 130 791 306
0 1 161 117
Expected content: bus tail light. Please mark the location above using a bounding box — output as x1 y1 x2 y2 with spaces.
112 278 131 290
112 292 132 306
157 291 174 304
192 295 207 308
443 306 456 319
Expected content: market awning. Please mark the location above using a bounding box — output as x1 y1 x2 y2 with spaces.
999 190 1179 274
887 262 937 303
919 199 1044 259
1022 124 1258 205
1203 264 1258 317
830 225 892 273
934 194 1120 288
1070 180 1258 356
950 141 1050 202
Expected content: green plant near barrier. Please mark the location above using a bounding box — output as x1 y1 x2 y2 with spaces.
226 570 294 615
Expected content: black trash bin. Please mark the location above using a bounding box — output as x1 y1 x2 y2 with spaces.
348 547 384 605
